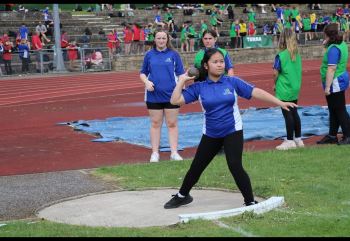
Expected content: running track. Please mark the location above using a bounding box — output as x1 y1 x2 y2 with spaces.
1 59 349 176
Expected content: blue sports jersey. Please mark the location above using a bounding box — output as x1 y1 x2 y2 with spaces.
182 75 255 138
326 46 349 92
140 48 185 103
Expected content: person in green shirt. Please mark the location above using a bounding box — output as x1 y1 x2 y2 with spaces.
291 5 299 30
187 22 197 52
317 23 350 145
273 28 303 150
302 14 312 41
283 5 291 25
229 19 240 49
193 29 234 79
209 10 219 37
199 19 208 40
180 22 189 52
247 8 256 24
163 8 175 32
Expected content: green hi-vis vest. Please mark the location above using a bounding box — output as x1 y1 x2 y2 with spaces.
194 47 228 69
275 49 302 101
320 42 348 83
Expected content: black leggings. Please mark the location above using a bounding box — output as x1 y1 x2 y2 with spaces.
179 130 254 204
281 99 301 140
326 91 350 137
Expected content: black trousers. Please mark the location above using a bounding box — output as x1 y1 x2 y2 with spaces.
179 130 254 204
326 91 350 137
280 99 301 140
3 60 12 75
21 58 30 72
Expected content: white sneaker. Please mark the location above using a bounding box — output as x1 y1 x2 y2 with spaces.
294 138 305 148
276 140 297 150
150 152 159 163
170 152 183 161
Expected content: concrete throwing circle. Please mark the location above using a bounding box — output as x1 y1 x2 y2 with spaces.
37 188 264 228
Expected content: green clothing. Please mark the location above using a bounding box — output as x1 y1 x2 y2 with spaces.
194 47 228 69
164 12 173 21
230 23 237 37
291 9 299 18
283 9 291 20
302 18 311 31
320 42 348 83
247 12 256 23
284 21 292 29
275 49 302 101
331 16 338 23
210 13 217 26
199 23 208 38
188 25 197 37
180 27 188 42
146 28 155 41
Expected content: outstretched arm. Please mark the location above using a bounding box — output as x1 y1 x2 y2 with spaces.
170 70 196 106
252 88 298 111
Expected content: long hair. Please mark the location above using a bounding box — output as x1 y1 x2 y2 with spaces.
324 23 343 47
278 28 299 61
198 48 225 81
152 29 174 50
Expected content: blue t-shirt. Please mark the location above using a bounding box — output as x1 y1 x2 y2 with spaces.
19 26 28 39
17 44 30 58
182 75 255 138
327 46 349 92
276 7 283 19
140 48 185 103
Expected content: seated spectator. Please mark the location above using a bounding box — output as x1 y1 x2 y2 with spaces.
154 10 166 28
35 22 51 45
336 7 344 17
18 5 28 13
85 49 103 69
311 4 322 10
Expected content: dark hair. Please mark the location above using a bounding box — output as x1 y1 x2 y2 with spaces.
201 29 218 39
197 48 225 81
324 23 343 46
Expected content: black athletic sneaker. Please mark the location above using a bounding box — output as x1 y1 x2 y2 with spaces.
164 194 193 209
244 200 258 206
338 137 350 145
316 135 338 144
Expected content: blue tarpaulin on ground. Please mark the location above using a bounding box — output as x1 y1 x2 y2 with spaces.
59 105 350 151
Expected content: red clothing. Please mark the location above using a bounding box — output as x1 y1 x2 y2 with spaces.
67 44 78 60
107 33 116 49
123 28 133 44
140 29 145 41
61 33 69 48
3 44 12 60
132 25 141 41
248 23 256 36
31 34 42 50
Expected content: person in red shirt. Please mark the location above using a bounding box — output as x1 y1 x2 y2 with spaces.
132 22 142 55
31 31 43 73
123 24 133 55
67 40 79 71
248 22 256 36
107 29 117 59
60 30 69 61
3 39 13 75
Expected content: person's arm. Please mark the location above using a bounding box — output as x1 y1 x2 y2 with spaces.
252 88 297 111
325 65 336 95
227 68 234 76
140 73 155 91
170 72 195 106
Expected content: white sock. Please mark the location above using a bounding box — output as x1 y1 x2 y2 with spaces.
177 192 185 198
294 137 302 141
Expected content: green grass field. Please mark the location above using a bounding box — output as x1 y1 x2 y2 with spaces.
1 145 350 237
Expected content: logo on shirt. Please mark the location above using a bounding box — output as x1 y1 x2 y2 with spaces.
165 57 172 63
223 88 233 95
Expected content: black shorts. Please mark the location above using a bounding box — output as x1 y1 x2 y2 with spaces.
291 18 296 22
146 102 180 109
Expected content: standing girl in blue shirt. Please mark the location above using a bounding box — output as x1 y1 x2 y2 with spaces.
140 30 187 162
164 48 298 209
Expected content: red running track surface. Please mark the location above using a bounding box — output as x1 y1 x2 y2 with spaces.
0 59 349 176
